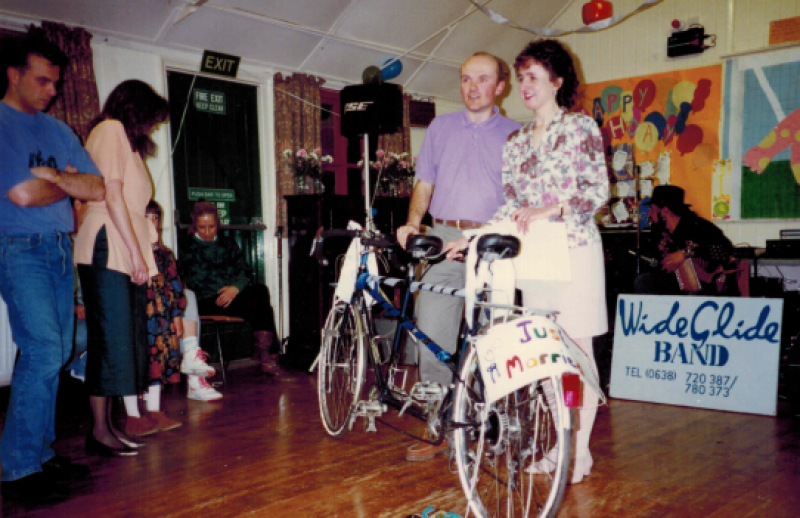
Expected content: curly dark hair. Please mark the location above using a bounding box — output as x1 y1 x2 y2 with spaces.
90 79 169 158
513 39 579 110
188 201 221 235
1 32 68 97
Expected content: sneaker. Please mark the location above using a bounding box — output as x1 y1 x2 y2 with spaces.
188 378 223 401
148 411 183 431
181 349 216 377
125 415 159 437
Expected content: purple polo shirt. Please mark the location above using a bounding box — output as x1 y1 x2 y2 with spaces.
415 107 520 222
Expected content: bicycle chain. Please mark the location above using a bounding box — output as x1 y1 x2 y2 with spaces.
373 417 446 445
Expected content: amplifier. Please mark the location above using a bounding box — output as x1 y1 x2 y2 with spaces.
765 239 800 259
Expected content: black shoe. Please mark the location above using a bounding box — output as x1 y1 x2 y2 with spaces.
41 456 90 481
86 434 138 457
1 472 68 503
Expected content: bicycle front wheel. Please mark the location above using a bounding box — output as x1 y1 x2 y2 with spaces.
318 302 367 437
452 345 572 518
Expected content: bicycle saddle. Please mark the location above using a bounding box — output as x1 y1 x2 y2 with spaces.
407 235 443 259
476 233 520 260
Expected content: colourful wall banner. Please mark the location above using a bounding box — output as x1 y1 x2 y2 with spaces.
577 65 722 219
739 60 800 219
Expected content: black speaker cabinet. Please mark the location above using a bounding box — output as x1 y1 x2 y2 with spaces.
340 83 403 137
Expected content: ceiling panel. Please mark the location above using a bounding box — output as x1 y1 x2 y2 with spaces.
0 0 581 102
0 0 175 40
335 0 470 56
207 0 353 32
163 8 323 69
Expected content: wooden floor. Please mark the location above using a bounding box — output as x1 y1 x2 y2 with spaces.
1 361 799 517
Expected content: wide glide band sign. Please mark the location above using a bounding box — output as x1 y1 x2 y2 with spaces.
610 295 783 415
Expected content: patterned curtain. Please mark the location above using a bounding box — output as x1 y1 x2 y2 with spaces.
377 93 412 156
377 93 413 195
273 73 326 228
29 21 100 143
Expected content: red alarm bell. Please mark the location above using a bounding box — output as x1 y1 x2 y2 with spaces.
582 1 614 25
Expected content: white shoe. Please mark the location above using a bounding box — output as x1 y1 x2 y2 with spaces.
181 349 216 377
526 447 558 474
188 378 223 401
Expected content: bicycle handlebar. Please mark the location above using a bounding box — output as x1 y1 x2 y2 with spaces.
310 227 397 266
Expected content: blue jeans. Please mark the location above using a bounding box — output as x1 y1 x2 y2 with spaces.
0 233 74 481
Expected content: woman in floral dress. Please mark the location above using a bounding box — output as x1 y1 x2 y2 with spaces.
446 39 609 484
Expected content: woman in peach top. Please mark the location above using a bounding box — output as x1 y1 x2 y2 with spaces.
74 80 168 456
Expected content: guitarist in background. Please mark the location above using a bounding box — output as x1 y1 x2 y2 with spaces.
634 185 741 296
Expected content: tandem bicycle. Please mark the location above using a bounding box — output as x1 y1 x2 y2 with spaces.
310 224 603 518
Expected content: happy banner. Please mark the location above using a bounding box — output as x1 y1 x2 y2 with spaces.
577 65 722 219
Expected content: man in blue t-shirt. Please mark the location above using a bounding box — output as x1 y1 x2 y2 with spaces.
0 33 104 503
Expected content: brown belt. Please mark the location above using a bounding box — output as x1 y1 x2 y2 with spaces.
433 218 483 230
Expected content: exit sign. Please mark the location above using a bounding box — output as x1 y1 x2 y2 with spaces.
194 89 225 115
200 49 241 78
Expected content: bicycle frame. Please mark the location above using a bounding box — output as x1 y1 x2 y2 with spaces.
350 247 474 426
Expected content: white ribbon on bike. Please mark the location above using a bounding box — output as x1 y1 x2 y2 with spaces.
333 221 379 306
462 223 517 328
474 315 606 406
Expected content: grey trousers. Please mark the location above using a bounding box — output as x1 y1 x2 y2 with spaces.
415 224 466 387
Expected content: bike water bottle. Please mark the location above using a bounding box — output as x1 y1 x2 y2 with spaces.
562 372 582 408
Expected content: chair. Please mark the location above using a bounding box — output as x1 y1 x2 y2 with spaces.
200 315 246 385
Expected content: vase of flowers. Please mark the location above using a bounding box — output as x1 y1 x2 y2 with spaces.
360 149 416 198
283 148 333 194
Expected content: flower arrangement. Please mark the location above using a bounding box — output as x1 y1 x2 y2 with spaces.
359 149 416 197
282 148 333 191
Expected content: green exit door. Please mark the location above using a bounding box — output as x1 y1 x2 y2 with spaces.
167 71 265 284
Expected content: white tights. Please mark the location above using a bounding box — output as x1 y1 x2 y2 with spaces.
123 385 162 417
529 336 599 484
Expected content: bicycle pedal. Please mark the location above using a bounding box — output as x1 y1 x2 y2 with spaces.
410 381 447 400
351 399 386 433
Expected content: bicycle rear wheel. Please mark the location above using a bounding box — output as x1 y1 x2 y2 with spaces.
318 302 367 437
452 345 572 518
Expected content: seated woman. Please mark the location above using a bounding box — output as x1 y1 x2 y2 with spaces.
178 201 292 379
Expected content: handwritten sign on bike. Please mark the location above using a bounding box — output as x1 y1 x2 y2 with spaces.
475 316 581 405
610 294 783 415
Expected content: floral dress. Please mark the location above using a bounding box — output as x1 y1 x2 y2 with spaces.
147 245 187 385
491 110 610 339
491 110 609 248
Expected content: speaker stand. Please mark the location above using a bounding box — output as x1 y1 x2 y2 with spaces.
362 132 376 232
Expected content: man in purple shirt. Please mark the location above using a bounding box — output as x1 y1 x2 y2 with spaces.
397 52 520 461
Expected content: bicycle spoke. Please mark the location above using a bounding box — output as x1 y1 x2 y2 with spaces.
453 341 572 517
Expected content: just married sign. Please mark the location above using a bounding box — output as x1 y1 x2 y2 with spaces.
610 295 783 415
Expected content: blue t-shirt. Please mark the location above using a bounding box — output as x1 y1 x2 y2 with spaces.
0 101 101 234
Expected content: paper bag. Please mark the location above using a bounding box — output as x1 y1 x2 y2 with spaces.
508 220 572 295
